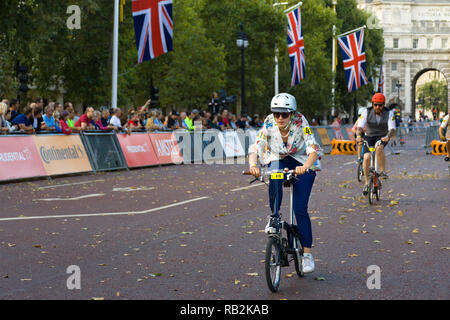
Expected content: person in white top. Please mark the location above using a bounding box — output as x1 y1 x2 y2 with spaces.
110 108 123 129
356 93 396 195
439 114 450 161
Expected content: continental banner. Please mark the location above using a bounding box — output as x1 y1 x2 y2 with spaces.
149 133 183 165
33 135 92 176
117 133 159 167
0 136 47 181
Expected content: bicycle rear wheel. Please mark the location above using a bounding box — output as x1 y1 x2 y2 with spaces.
265 237 282 292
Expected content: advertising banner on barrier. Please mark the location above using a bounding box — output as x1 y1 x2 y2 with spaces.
0 136 46 181
247 129 257 146
149 133 183 164
33 135 92 176
117 133 159 167
218 131 245 158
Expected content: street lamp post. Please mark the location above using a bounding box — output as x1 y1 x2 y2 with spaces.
331 0 337 117
237 23 248 115
396 80 402 109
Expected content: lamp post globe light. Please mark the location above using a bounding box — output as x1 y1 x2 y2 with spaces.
236 23 248 116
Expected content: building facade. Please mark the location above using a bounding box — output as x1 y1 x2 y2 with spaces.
357 0 450 116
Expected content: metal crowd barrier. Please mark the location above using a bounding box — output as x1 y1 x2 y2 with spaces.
79 131 128 173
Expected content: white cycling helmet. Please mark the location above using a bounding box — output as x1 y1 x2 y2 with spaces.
358 107 367 116
270 93 297 113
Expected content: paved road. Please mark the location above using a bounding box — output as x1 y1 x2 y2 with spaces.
0 150 448 300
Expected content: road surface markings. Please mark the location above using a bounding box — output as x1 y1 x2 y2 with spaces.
33 194 105 201
231 184 265 192
37 179 106 190
112 187 156 192
0 196 210 222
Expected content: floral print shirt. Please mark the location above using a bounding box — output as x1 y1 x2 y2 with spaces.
249 112 322 170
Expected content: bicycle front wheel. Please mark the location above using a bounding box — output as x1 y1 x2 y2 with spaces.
357 162 363 182
293 238 304 278
265 237 282 292
368 177 374 204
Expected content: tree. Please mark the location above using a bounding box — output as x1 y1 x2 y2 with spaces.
417 80 448 114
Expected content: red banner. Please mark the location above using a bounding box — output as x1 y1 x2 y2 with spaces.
149 133 183 164
0 136 46 181
117 133 159 167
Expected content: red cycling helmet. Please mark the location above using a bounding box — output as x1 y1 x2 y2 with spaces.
372 93 386 104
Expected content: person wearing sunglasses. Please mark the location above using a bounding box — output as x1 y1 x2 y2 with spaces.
356 93 396 195
248 93 322 274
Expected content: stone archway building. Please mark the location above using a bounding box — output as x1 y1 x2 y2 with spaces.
357 0 450 117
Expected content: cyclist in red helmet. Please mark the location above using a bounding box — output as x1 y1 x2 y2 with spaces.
356 93 396 195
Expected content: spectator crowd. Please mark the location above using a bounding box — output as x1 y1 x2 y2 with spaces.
0 96 265 135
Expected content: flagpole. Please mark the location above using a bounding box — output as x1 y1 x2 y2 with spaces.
112 0 119 109
336 25 366 39
331 0 337 118
273 2 289 96
283 1 302 14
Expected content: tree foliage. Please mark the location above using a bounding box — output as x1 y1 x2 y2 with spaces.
417 80 448 114
0 0 384 118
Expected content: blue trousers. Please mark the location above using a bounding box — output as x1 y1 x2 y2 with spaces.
268 156 316 248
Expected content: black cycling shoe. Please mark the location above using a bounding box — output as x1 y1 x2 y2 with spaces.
362 184 370 196
445 157 450 162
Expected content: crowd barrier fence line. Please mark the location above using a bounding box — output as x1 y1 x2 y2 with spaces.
0 122 442 182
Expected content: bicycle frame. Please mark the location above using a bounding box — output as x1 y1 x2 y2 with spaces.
243 168 305 292
266 170 301 256
364 140 383 203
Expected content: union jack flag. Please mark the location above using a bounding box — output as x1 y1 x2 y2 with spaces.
286 7 305 87
377 63 384 93
132 0 173 63
337 29 368 92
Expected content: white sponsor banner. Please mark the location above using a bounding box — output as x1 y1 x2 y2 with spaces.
247 129 257 147
217 131 245 158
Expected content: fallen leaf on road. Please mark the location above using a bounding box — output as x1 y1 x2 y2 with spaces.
412 228 419 233
314 277 325 281
398 210 403 217
246 273 259 276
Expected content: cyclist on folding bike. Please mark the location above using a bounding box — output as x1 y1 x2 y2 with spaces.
248 93 322 273
356 93 396 195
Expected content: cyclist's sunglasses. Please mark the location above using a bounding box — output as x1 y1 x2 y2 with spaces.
273 112 291 119
373 103 383 107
